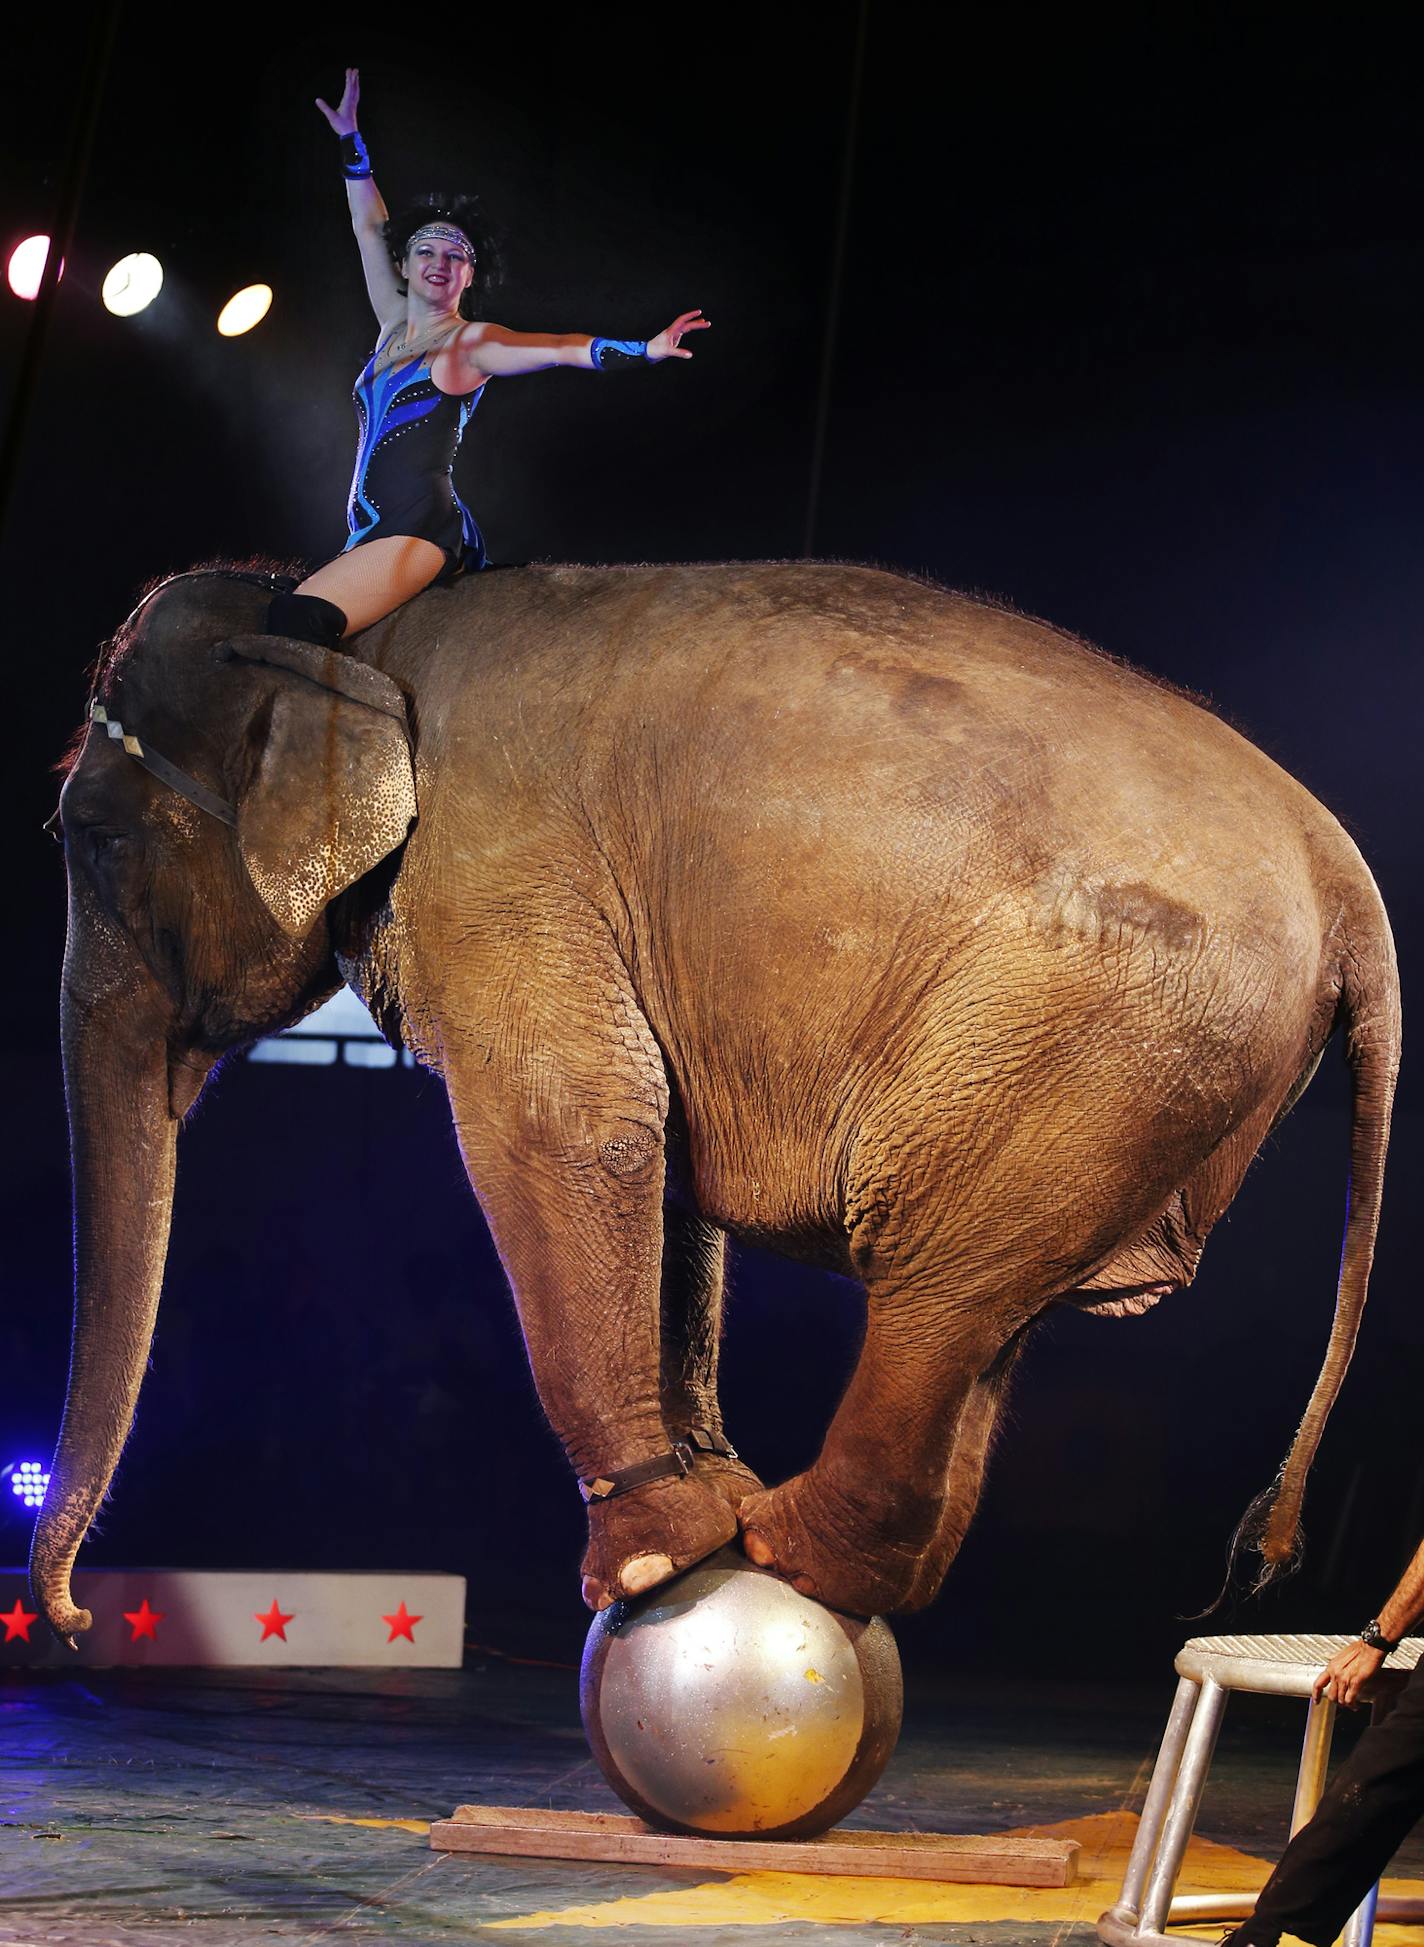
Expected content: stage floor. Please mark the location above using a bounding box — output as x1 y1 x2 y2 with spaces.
5 1658 1424 1945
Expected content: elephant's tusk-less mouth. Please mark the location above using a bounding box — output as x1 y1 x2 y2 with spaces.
1061 1282 1177 1319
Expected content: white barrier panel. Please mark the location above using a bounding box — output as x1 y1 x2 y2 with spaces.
0 1568 466 1668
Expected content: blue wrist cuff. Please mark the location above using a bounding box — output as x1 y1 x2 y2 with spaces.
590 336 649 370
340 130 371 180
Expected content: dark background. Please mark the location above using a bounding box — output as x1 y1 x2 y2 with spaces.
2 3 1420 1675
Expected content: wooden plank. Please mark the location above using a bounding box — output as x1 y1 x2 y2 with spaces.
429 1804 1078 1885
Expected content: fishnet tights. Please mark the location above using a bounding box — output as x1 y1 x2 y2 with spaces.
296 534 448 634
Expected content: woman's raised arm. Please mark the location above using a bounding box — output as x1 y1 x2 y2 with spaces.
315 67 403 330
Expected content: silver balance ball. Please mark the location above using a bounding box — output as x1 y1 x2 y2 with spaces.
580 1547 903 1839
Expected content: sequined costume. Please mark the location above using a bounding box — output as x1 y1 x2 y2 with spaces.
343 326 486 575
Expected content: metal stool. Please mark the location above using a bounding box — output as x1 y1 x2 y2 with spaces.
1098 1633 1424 1947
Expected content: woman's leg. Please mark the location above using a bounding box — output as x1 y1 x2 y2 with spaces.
289 534 449 637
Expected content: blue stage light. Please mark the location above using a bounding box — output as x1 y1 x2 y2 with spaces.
8 1461 50 1510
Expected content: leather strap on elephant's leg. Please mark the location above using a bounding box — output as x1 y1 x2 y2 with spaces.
579 1445 692 1504
578 1427 738 1504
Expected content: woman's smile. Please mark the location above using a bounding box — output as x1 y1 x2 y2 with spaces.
408 241 471 298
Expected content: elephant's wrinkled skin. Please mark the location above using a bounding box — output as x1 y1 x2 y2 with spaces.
34 559 1398 1643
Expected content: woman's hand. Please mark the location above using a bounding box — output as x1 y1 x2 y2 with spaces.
1313 1640 1386 1708
646 310 710 362
315 67 361 138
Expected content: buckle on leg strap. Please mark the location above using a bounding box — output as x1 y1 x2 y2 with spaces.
579 1443 693 1504
684 1426 738 1462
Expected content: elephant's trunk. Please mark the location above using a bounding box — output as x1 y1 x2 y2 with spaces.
30 880 179 1647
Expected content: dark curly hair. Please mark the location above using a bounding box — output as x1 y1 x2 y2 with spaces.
383 193 503 319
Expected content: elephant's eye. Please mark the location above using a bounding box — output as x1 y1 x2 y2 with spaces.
85 828 133 861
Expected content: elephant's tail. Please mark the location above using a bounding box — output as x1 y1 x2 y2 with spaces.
1251 865 1401 1583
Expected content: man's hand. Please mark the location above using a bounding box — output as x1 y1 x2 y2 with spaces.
1313 1640 1386 1707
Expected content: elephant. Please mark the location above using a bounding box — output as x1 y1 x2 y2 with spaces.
33 556 1399 1647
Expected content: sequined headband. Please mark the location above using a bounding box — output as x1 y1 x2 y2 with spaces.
406 222 475 259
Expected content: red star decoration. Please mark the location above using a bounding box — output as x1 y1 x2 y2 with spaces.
2 1598 39 1643
255 1600 295 1642
382 1601 423 1643
122 1598 165 1642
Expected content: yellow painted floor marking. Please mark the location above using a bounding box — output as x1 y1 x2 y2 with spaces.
307 1814 433 1836
486 1809 1424 1935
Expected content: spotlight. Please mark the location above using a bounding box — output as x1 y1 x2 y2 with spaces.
217 283 273 337
102 251 164 317
7 234 63 300
7 1461 50 1510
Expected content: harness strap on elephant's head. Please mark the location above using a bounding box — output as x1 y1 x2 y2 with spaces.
81 631 414 834
74 570 301 830
88 700 238 827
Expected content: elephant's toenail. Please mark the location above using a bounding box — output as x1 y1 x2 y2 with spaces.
620 1553 674 1596
742 1532 775 1567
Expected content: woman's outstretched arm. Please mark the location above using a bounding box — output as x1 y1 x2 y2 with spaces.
315 67 403 329
454 310 709 383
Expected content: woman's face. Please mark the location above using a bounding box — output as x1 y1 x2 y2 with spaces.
402 236 475 308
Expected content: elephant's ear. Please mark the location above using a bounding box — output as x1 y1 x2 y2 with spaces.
220 635 418 940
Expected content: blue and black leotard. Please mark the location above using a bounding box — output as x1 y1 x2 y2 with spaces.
343 327 486 576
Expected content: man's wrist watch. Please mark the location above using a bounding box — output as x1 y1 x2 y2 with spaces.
1360 1618 1401 1652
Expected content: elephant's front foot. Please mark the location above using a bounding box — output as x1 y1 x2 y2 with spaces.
580 1472 739 1612
738 1470 931 1617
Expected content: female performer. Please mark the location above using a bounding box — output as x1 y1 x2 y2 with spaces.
267 67 709 646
